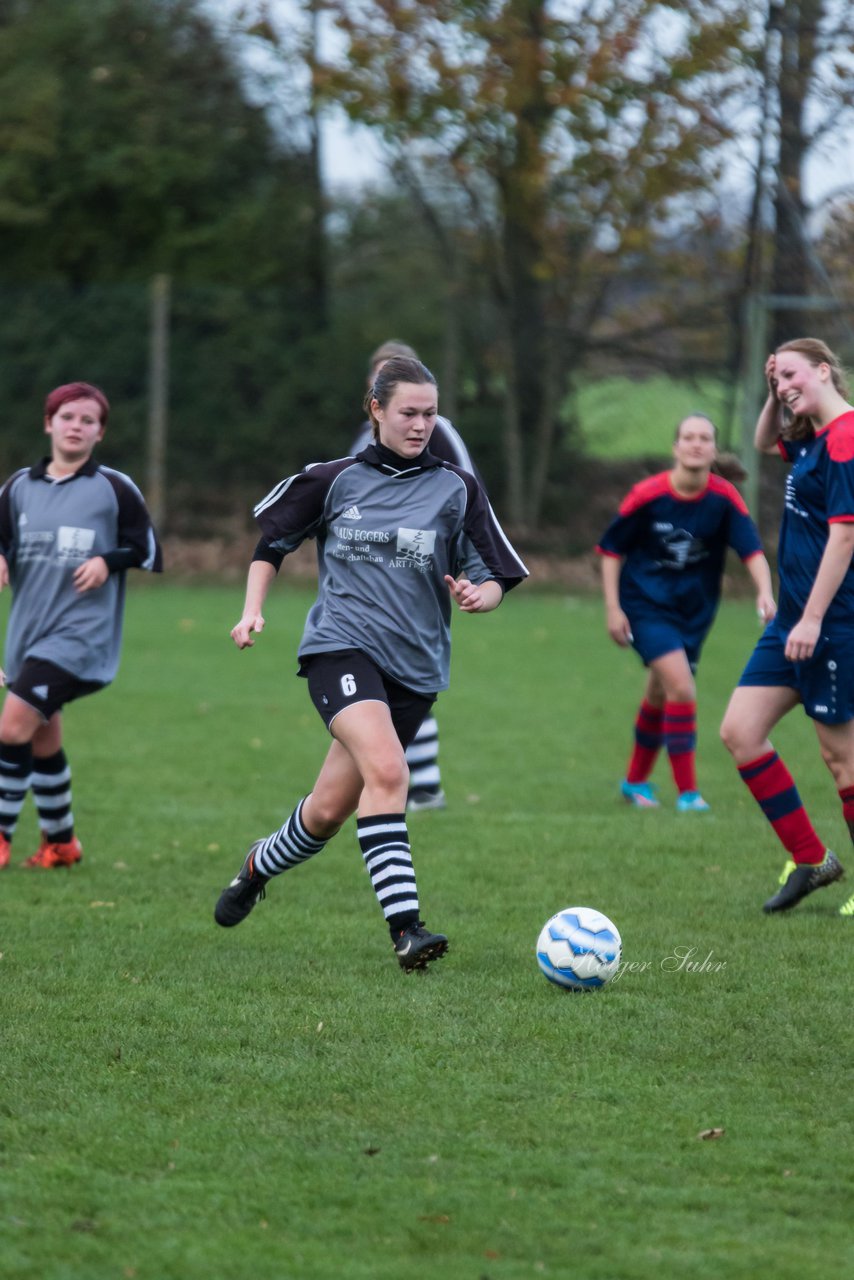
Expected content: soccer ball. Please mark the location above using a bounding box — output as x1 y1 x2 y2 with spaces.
536 906 622 991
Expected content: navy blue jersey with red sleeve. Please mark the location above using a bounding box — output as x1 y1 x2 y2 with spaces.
775 410 854 630
596 471 762 633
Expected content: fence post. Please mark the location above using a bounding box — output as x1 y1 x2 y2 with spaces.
741 291 768 521
147 273 171 528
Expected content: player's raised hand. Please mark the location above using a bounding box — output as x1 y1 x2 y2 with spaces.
231 613 265 649
765 354 778 398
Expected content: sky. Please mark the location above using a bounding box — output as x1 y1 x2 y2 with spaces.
319 109 854 219
213 0 854 218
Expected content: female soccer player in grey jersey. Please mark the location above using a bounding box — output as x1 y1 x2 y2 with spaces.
215 355 528 971
0 382 162 869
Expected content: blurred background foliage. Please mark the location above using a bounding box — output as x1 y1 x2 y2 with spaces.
0 0 852 542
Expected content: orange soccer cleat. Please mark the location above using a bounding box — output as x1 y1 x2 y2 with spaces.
23 835 83 869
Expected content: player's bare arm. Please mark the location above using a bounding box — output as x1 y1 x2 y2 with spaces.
600 553 632 646
785 523 854 662
231 560 277 648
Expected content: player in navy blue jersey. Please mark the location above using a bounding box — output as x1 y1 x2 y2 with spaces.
215 356 528 971
597 414 775 813
0 382 162 870
351 340 481 813
721 338 854 915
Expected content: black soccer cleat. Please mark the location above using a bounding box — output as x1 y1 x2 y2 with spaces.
762 849 844 914
214 841 270 927
393 922 449 972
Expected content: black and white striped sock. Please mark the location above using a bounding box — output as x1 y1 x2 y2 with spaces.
357 812 419 934
254 798 328 878
0 742 32 841
406 716 441 794
32 749 74 844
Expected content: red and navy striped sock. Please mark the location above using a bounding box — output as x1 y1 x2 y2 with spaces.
838 784 854 847
626 699 664 784
663 700 697 794
738 751 824 864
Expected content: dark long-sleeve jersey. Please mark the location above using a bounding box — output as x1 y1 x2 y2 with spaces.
0 458 163 684
253 443 528 694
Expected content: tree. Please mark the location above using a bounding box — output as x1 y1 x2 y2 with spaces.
310 0 755 528
0 0 343 500
764 0 854 345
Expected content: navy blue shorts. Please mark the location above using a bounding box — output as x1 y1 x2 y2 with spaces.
300 649 435 748
737 619 854 724
628 614 704 671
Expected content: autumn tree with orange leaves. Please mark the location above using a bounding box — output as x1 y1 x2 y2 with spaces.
309 0 756 527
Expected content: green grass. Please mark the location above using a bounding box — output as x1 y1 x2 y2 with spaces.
1 583 852 1279
573 374 738 458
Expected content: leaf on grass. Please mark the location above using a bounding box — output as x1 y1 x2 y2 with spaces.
418 1214 450 1224
698 1127 725 1140
71 1218 97 1233
89 901 115 908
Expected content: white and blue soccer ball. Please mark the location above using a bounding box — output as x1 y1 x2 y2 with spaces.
536 906 622 991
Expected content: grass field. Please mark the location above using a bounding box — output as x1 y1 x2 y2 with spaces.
574 375 735 458
1 582 852 1280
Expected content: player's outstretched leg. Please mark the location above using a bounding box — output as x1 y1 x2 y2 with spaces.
214 798 328 928
762 850 845 913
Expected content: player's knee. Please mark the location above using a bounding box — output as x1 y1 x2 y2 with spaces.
817 739 847 784
719 711 742 757
369 752 409 795
303 794 347 838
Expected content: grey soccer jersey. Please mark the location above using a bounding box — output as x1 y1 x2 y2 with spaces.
0 458 162 685
254 445 528 694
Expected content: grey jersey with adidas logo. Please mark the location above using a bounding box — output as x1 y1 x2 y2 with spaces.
253 445 528 695
0 458 162 685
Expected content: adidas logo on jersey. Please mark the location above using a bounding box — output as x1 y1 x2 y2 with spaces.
341 505 362 520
